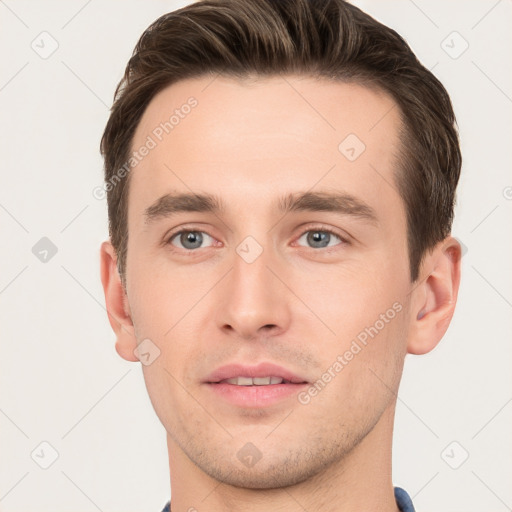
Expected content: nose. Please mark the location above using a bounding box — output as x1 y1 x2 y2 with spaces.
216 242 292 341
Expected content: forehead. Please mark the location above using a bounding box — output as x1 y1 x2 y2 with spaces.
128 75 404 227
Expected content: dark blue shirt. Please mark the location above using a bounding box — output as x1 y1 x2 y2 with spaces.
160 486 415 511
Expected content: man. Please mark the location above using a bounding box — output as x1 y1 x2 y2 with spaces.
99 0 462 510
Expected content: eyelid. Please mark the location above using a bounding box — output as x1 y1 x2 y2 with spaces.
164 223 351 251
165 225 218 249
293 223 351 247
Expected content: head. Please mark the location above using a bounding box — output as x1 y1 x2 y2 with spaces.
100 0 461 491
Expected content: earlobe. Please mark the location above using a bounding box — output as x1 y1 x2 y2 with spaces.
100 241 139 362
407 237 461 355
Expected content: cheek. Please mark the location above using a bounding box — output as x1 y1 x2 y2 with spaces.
295 260 407 337
128 259 199 334
127 272 200 405
303 308 407 425
294 262 409 391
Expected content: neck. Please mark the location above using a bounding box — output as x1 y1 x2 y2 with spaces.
166 404 399 512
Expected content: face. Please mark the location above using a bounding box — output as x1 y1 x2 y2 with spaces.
122 76 414 487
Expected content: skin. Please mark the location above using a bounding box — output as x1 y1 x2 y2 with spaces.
100 75 461 512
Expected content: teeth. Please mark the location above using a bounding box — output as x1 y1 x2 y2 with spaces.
236 376 253 386
253 377 271 385
223 376 285 386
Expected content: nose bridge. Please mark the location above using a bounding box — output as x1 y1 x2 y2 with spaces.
217 235 290 338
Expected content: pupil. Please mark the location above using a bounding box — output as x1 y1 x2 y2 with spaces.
309 231 329 248
183 231 202 249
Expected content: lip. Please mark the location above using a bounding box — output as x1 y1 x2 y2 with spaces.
203 362 309 408
204 362 308 384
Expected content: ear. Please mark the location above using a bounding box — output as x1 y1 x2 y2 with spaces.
100 240 138 362
407 236 462 355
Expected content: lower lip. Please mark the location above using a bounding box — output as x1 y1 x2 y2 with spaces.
205 382 308 408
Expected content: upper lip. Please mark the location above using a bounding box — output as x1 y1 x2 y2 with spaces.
204 362 308 384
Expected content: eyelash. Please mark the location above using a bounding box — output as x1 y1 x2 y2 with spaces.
165 225 349 253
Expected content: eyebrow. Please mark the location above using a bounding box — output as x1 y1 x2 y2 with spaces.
143 191 378 226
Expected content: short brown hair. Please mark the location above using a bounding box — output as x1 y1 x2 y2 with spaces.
100 0 461 284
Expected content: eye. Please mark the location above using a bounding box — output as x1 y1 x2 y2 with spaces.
168 230 215 250
296 227 347 249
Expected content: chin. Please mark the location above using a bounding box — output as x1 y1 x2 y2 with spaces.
207 463 317 490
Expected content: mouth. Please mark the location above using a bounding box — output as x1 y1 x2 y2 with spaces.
215 376 303 386
204 363 309 408
205 362 308 385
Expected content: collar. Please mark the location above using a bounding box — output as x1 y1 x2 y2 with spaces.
160 486 415 512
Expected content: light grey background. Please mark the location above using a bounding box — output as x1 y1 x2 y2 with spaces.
0 1 511 511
